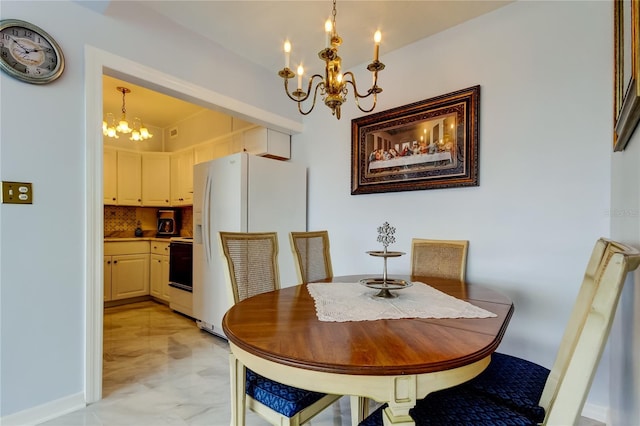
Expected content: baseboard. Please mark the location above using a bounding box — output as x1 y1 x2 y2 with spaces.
583 402 609 425
0 392 85 426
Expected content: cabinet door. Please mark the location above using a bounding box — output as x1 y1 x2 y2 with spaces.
142 153 171 206
111 254 149 300
104 148 118 205
161 255 171 301
150 254 163 298
117 151 142 206
194 142 214 165
104 256 112 301
170 149 194 206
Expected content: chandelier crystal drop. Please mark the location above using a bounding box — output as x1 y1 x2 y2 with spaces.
102 86 153 141
278 0 385 120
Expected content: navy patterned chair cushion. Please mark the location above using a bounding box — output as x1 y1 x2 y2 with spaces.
467 352 549 423
359 386 536 426
245 368 327 418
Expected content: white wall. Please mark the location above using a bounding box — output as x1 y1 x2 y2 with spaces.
0 0 301 420
2 0 635 424
610 127 640 424
293 0 614 418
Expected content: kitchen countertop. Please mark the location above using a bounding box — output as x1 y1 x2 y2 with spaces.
104 231 191 242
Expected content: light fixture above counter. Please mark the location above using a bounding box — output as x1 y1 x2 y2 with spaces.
103 86 154 141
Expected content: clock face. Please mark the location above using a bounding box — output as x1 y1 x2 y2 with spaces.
0 19 64 84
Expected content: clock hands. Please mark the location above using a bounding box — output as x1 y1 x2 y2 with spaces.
6 35 42 54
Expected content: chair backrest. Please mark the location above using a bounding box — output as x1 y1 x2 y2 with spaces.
411 238 469 281
289 230 333 283
218 231 280 305
541 238 640 425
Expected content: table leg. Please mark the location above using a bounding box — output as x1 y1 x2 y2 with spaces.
229 353 246 426
382 375 416 426
350 396 369 426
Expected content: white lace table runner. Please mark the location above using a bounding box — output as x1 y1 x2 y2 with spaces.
307 282 496 322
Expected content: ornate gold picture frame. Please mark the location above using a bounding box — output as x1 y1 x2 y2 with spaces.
351 86 479 195
613 0 640 151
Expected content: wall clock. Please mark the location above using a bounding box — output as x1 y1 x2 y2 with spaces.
0 19 65 84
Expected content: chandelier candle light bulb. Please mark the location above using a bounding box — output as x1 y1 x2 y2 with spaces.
297 65 303 90
325 19 332 47
284 40 291 69
374 30 381 61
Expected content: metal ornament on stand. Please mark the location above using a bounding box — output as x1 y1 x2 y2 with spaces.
360 222 412 298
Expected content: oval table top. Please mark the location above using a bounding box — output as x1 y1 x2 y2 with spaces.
222 275 513 376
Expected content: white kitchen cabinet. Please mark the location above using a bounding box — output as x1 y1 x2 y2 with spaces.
150 240 171 302
104 241 150 301
170 149 194 206
104 256 113 301
243 127 290 160
116 150 142 206
193 142 214 165
110 254 150 299
142 153 171 206
104 147 118 205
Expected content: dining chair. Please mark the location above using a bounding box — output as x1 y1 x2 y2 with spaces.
289 230 371 425
360 238 640 426
289 230 334 283
411 238 469 281
218 231 341 426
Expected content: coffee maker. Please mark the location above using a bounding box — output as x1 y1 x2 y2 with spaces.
156 209 180 237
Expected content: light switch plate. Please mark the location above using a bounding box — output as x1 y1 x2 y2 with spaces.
2 181 33 204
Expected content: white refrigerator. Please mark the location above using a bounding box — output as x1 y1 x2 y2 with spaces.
192 152 307 338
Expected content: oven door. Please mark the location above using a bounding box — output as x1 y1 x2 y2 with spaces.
169 241 193 292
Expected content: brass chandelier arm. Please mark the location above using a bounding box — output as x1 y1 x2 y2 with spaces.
282 73 325 103
298 82 325 116
342 72 381 113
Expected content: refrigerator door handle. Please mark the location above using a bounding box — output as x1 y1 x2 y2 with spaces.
203 172 213 264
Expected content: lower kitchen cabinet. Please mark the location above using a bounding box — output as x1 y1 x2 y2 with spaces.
150 240 171 302
104 241 150 301
109 254 150 300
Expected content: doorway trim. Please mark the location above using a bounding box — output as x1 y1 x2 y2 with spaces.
84 46 303 403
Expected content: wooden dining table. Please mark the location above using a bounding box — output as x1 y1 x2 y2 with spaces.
222 275 514 426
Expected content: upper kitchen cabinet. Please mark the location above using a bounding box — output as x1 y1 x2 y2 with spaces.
243 127 290 160
142 153 171 206
104 148 142 206
171 149 194 206
116 150 142 206
104 147 118 204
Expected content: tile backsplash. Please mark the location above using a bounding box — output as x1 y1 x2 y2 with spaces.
104 206 193 237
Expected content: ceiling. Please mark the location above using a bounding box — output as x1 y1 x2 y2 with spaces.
102 1 513 128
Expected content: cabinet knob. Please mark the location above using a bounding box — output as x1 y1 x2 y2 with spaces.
113 260 118 264
112 197 116 201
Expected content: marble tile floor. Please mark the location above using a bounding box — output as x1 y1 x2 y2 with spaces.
39 301 353 426
39 300 603 426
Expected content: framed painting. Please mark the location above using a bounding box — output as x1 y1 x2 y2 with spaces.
613 0 640 151
351 85 479 195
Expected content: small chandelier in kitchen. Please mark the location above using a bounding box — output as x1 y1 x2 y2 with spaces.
278 0 384 120
102 86 153 141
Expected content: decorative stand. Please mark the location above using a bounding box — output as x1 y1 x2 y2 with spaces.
360 222 412 298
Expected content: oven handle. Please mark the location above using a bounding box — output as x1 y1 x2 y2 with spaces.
203 171 213 264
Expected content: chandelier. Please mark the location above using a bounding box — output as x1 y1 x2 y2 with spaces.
278 0 384 120
102 86 153 141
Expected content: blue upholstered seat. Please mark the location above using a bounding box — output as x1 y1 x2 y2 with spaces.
245 368 327 417
466 352 549 423
359 385 536 426
358 353 548 426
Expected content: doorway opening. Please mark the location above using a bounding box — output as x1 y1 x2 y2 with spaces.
85 47 299 403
